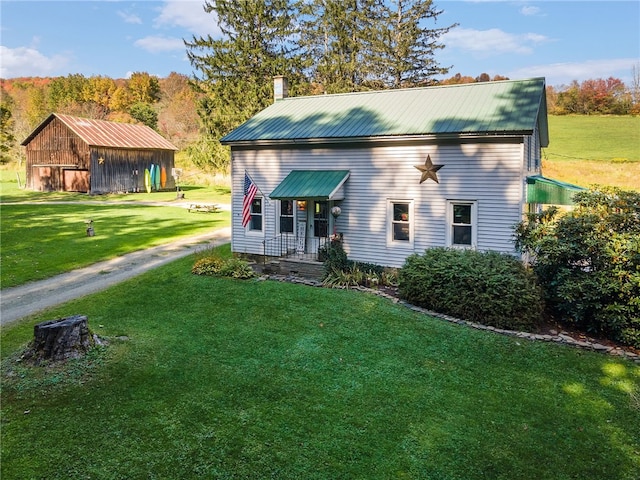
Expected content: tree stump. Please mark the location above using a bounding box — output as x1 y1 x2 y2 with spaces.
24 315 95 364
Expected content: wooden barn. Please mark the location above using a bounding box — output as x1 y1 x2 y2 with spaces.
21 113 177 194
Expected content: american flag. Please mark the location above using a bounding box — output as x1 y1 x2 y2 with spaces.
242 173 258 227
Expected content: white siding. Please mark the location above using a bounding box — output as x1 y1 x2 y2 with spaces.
231 140 529 267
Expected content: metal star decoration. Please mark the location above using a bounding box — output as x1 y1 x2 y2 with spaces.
414 154 443 184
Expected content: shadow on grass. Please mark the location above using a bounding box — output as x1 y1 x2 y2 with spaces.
1 204 230 288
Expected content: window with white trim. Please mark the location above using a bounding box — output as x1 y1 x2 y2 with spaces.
279 200 294 234
446 201 477 248
249 197 263 231
388 200 413 245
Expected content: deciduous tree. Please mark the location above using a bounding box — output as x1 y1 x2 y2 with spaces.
127 72 161 104
0 91 16 164
81 76 117 118
556 77 630 115
48 74 87 112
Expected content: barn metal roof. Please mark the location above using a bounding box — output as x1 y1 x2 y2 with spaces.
221 78 548 146
270 170 350 200
22 113 178 150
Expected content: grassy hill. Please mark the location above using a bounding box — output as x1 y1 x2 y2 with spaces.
543 115 640 191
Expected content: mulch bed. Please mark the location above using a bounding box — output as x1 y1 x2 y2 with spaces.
377 285 640 359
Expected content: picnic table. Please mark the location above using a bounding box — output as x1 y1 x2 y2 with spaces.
187 204 220 213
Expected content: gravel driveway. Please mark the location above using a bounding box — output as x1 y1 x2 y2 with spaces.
1 227 231 326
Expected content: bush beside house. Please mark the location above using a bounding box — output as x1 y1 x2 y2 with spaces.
398 249 544 331
515 187 640 348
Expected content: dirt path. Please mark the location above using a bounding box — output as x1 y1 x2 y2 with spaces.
0 227 231 326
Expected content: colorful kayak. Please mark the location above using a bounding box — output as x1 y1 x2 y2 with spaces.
144 168 151 193
154 164 161 191
149 163 156 190
160 166 167 189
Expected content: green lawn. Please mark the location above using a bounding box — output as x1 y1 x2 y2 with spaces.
0 169 231 204
1 256 639 479
546 115 640 163
543 115 640 191
0 203 230 288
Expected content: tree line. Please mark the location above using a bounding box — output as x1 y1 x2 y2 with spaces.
1 0 638 169
0 72 201 165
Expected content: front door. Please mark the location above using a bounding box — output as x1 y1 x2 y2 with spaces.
313 201 329 238
308 200 329 254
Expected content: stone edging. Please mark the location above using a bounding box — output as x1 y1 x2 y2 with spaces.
259 274 640 364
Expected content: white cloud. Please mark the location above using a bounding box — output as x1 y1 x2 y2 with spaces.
520 6 541 16
0 45 70 77
118 10 142 25
134 35 185 53
443 27 550 56
508 58 638 86
154 1 220 38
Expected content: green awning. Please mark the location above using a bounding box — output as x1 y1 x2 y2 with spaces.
270 170 350 200
526 175 586 205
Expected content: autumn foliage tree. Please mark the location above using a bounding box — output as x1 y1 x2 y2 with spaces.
553 77 631 115
0 92 16 164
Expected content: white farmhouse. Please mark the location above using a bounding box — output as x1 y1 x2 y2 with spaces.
221 77 582 269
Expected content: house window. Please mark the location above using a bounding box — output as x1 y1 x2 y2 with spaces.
446 201 477 247
280 200 294 234
388 200 413 245
249 197 262 231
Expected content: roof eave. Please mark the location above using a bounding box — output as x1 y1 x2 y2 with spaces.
20 113 56 146
222 131 533 148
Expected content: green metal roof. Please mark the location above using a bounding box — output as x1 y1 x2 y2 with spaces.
526 175 586 205
270 170 350 200
221 78 548 146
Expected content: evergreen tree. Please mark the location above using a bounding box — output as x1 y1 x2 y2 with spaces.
365 0 455 88
299 0 373 93
186 0 303 136
300 0 454 92
129 102 158 130
185 0 304 171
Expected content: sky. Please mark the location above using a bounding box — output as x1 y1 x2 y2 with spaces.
1 0 638 88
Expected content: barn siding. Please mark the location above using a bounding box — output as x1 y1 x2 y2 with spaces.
89 148 175 194
25 117 90 190
231 138 529 267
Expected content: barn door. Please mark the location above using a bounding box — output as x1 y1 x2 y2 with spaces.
63 169 90 192
32 167 53 191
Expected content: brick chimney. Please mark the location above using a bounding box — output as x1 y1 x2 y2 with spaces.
273 75 288 102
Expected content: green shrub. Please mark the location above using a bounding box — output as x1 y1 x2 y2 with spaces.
323 264 365 289
319 239 349 278
192 251 255 280
398 248 543 331
218 257 256 279
192 257 224 276
515 186 640 348
349 261 384 276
